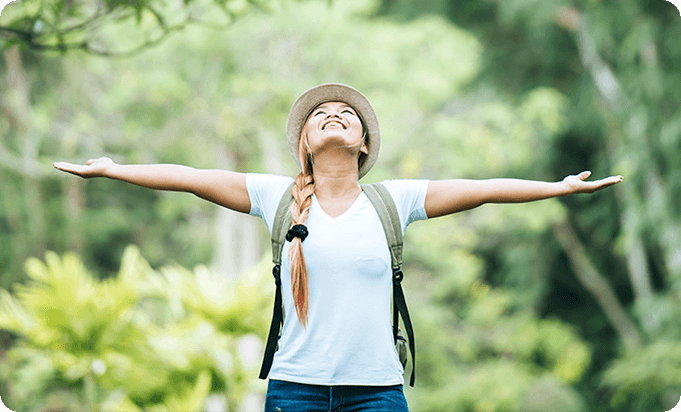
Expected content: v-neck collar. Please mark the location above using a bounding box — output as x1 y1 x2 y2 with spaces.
311 192 366 222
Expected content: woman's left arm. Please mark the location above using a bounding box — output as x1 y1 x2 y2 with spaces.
424 171 623 218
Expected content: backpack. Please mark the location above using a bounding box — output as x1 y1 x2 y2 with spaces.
258 182 416 387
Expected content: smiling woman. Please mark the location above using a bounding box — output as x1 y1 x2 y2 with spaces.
303 102 368 172
54 83 622 412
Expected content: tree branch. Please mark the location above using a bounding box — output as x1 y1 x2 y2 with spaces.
58 1 108 34
0 5 239 57
553 5 672 320
552 219 643 353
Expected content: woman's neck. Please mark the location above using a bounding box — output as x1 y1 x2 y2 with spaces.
309 153 361 200
313 174 361 200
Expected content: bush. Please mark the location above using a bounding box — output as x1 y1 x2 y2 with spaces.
0 246 272 412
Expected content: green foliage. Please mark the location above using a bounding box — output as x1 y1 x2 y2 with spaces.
601 340 681 412
377 0 681 410
3 0 678 411
516 376 587 412
0 246 270 412
407 292 592 412
0 0 290 55
404 218 592 411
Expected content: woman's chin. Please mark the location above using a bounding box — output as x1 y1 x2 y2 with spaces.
312 132 361 149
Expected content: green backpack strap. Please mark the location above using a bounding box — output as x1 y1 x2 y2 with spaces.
259 181 295 380
362 183 416 387
271 181 296 266
360 183 402 268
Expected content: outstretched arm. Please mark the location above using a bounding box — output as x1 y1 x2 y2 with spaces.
424 171 623 218
53 157 251 214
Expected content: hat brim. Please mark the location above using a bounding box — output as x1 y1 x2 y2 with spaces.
287 83 380 180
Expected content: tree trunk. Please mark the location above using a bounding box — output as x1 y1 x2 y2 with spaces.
212 146 260 280
64 177 85 255
557 10 666 334
4 46 47 257
552 219 642 353
2 183 27 274
258 127 286 175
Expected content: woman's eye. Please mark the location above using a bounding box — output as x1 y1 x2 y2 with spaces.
314 111 325 116
342 110 354 115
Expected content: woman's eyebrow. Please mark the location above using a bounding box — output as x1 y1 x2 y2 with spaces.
315 103 353 111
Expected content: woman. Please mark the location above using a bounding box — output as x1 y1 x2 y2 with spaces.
54 83 622 412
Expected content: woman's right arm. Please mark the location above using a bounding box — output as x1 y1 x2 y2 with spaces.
53 157 251 214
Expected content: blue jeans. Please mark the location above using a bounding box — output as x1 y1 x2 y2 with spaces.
264 379 409 412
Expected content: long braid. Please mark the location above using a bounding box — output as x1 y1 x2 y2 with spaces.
288 108 367 327
289 130 315 327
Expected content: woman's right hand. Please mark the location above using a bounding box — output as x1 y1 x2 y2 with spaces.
53 157 115 178
52 158 251 213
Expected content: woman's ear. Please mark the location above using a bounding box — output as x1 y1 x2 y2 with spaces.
360 141 369 155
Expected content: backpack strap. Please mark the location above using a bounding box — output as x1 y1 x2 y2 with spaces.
258 181 295 380
361 183 416 387
271 181 296 267
360 183 402 268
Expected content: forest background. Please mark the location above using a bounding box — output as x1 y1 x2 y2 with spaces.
1 0 680 411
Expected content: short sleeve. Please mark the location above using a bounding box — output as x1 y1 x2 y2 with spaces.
380 179 429 234
246 173 295 233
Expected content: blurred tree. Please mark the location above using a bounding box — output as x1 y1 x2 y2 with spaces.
375 0 681 410
1 45 50 285
0 0 282 56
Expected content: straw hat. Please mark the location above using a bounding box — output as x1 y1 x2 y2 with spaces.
286 83 380 179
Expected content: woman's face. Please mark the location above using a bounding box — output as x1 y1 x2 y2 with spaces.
303 101 368 159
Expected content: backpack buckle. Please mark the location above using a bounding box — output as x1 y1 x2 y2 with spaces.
392 268 404 285
272 265 281 286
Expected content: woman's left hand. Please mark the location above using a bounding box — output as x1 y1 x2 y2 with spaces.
562 171 623 195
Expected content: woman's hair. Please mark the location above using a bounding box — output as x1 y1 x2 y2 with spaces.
356 115 369 172
288 105 368 327
289 126 315 328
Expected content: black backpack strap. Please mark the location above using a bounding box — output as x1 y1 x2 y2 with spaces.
259 181 295 380
361 183 416 387
391 267 416 387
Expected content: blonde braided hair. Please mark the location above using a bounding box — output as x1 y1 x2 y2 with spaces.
288 107 369 327
289 128 315 327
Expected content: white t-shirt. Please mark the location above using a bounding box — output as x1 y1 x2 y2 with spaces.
246 173 429 386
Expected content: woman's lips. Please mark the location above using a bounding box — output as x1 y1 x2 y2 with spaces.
322 120 345 130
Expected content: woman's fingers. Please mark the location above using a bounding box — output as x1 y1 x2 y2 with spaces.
54 162 85 176
564 172 623 194
585 174 623 192
599 175 623 188
54 157 114 178
53 162 73 172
